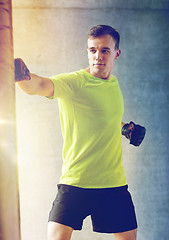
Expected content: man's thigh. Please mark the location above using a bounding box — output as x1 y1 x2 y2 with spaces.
48 221 73 240
114 229 137 240
91 186 137 233
48 184 91 230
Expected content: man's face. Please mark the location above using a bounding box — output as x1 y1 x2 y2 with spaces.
87 34 121 79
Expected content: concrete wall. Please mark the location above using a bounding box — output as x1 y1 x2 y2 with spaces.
13 1 169 240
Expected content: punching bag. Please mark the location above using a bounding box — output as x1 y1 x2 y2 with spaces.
0 0 21 240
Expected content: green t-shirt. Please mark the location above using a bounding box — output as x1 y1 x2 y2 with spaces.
49 69 127 188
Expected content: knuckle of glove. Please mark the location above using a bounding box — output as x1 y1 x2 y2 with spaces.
122 123 131 139
130 125 146 146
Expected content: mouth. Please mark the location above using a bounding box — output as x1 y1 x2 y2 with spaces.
93 63 105 66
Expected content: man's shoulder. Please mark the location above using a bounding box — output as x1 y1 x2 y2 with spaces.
50 69 84 79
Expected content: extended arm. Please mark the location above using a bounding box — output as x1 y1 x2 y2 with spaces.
15 58 54 97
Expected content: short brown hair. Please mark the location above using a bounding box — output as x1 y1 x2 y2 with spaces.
88 25 120 49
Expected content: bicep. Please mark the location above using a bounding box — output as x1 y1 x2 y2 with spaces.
36 76 54 97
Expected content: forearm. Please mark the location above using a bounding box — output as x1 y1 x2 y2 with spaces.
17 73 41 95
17 73 54 97
15 58 54 97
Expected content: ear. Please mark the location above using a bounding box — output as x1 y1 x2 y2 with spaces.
115 49 121 59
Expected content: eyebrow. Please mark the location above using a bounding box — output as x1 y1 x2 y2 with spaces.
88 47 111 50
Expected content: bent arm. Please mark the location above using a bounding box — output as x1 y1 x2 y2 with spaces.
17 73 54 97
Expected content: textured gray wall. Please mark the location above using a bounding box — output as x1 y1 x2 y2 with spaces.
13 1 169 240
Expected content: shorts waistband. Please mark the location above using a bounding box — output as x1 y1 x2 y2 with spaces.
57 184 128 192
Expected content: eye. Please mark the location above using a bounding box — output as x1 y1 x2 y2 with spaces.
90 49 96 53
102 49 110 54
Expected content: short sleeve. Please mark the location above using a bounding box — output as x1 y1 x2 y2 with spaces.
49 71 80 99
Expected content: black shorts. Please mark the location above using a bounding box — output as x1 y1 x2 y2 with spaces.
48 184 137 233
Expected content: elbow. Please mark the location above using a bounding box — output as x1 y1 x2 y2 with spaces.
21 89 38 95
22 88 37 95
27 92 36 95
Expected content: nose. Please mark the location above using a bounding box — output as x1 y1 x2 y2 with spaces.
95 51 102 61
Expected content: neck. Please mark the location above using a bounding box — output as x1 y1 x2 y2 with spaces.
85 67 111 80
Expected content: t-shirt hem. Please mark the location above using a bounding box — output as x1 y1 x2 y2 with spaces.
58 181 128 189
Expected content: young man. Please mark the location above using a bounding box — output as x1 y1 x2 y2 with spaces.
15 25 145 240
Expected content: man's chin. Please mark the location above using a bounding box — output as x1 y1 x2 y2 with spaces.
90 68 104 78
92 65 103 71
